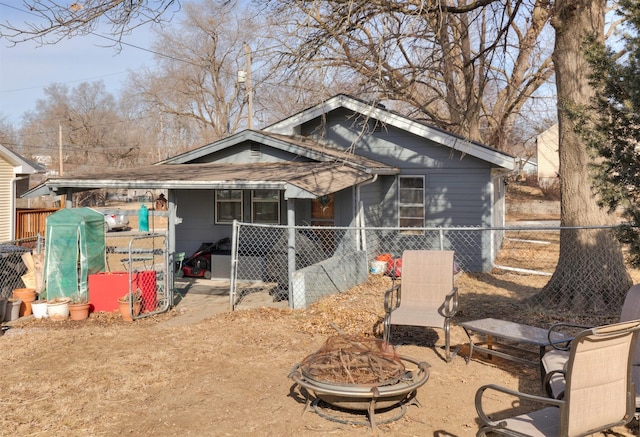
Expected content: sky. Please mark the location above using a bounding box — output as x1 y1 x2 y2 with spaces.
0 2 173 127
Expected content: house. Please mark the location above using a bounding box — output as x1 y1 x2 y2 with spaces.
0 144 46 241
25 94 517 285
536 123 559 187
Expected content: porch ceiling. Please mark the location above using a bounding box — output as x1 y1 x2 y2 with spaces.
24 161 381 199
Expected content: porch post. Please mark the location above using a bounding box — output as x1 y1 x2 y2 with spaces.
287 198 296 309
167 193 176 254
167 193 177 307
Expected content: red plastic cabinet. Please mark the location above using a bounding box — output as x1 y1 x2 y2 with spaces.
88 271 157 313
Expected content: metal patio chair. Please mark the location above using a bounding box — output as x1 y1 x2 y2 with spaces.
383 250 458 361
476 319 640 437
542 284 640 432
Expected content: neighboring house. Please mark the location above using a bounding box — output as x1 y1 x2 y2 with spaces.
536 123 559 187
25 94 517 272
0 144 45 241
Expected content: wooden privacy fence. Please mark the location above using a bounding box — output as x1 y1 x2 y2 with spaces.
15 208 59 240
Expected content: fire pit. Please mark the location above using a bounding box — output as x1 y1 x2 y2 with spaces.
289 334 430 429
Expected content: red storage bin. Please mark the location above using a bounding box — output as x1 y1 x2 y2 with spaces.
89 271 157 313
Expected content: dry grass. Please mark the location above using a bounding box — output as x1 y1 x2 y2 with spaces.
1 270 636 436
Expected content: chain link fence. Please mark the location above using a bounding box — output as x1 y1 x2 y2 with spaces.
0 236 43 299
0 233 170 320
230 222 635 310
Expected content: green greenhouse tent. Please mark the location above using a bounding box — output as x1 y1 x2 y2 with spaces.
43 208 106 301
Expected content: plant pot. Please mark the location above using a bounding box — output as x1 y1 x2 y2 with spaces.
31 300 48 319
12 288 36 317
68 302 91 321
4 299 22 322
47 298 70 321
118 298 141 322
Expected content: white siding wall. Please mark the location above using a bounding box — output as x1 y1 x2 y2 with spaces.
0 159 13 241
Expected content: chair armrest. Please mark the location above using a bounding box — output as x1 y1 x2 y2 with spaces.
444 287 458 317
384 283 401 314
547 322 592 350
475 383 563 427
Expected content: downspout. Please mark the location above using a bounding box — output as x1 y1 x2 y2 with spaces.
355 173 377 252
10 175 17 240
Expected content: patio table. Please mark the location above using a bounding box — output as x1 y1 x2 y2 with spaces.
458 317 572 380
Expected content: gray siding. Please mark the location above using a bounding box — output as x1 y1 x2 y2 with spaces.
189 142 313 164
303 109 489 170
334 188 353 226
298 110 498 229
172 189 232 255
425 171 492 227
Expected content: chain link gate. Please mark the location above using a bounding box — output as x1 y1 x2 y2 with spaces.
230 222 635 311
109 233 171 319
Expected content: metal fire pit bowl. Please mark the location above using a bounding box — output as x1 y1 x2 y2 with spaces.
289 355 430 429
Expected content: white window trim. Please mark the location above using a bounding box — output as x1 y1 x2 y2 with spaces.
398 175 425 231
251 190 280 224
215 189 243 224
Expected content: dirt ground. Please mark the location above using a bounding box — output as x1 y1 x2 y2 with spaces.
0 184 637 436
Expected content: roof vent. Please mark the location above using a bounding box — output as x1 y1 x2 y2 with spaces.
250 143 261 158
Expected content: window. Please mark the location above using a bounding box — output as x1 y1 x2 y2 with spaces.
252 190 280 224
398 176 424 230
215 190 242 223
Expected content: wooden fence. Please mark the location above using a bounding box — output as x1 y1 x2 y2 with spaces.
15 208 59 240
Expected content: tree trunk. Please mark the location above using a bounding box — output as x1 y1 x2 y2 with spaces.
536 0 631 312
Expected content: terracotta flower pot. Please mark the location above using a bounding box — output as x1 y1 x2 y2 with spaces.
69 302 91 321
118 298 141 322
12 288 36 317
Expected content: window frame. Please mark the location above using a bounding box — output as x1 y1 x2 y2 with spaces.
215 189 243 224
251 189 280 224
398 175 425 232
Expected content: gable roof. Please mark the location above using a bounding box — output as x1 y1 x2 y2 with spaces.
162 129 397 175
0 144 46 175
265 94 516 170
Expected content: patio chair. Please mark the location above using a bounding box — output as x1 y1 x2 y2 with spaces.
383 250 458 362
174 252 185 278
476 319 640 437
542 284 640 430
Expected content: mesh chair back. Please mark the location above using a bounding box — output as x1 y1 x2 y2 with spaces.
564 320 640 435
400 250 454 316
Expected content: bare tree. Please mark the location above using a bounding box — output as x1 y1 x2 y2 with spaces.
261 0 555 151
0 116 19 150
0 0 179 45
19 81 148 174
123 2 258 142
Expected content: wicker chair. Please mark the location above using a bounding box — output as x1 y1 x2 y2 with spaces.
383 250 458 362
476 319 640 436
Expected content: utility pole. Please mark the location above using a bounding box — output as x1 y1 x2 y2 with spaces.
58 124 63 176
245 43 253 130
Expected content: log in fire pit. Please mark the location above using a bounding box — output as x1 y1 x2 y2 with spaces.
289 334 430 429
